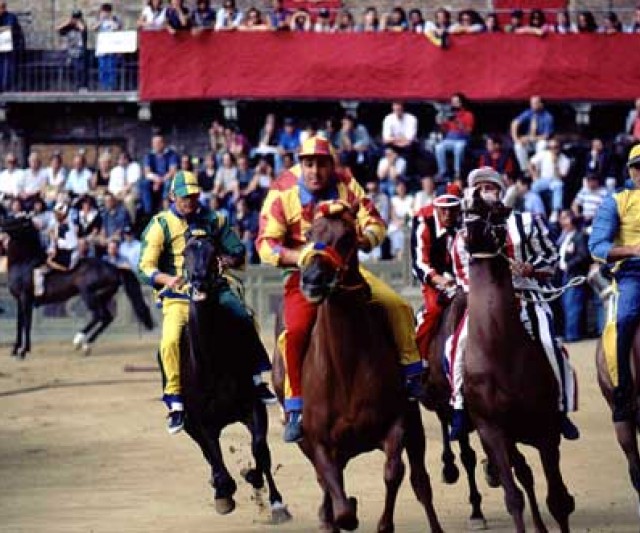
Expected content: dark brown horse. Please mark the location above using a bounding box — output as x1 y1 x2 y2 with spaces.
593 275 640 515
420 289 489 530
463 193 574 533
273 202 442 532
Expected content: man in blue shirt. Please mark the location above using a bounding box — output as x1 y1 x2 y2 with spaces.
510 95 555 173
516 175 546 216
141 133 179 216
275 117 300 174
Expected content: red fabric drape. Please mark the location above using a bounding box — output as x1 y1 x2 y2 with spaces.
139 32 640 103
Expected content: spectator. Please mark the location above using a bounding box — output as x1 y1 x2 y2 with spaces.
551 10 575 34
504 9 524 33
179 152 193 172
449 9 485 34
515 175 546 216
76 194 102 253
602 11 623 34
388 180 413 258
57 9 88 91
413 175 436 213
577 11 598 33
360 179 390 261
22 151 48 210
276 117 300 174
45 152 67 206
119 225 141 270
231 197 259 264
209 119 227 155
381 6 407 32
571 174 608 226
377 146 407 197
424 7 451 40
253 113 278 161
408 9 425 33
529 137 571 222
336 113 372 183
93 3 122 91
477 135 518 181
197 152 216 206
583 137 611 180
166 0 191 32
629 6 640 33
557 210 590 342
215 0 243 30
382 102 418 153
91 151 112 199
510 95 555 172
100 192 131 247
227 123 250 158
289 9 311 31
240 7 268 31
281 152 295 171
213 151 239 211
108 151 140 222
244 156 273 209
138 0 167 30
141 133 178 215
191 0 215 30
0 2 23 92
625 97 640 144
314 8 333 32
485 12 501 33
32 198 55 249
333 10 355 32
516 8 548 36
0 152 22 200
435 92 475 181
65 154 92 197
356 6 379 32
268 0 290 30
236 154 253 194
105 238 129 268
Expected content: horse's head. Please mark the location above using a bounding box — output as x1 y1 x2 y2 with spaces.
183 230 220 302
300 200 360 303
0 215 36 238
462 188 511 258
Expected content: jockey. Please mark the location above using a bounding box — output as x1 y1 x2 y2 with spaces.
448 167 579 441
138 170 276 435
257 135 425 443
589 144 640 423
411 191 462 359
34 201 78 297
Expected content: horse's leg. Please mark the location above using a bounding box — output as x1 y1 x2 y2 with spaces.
85 304 114 345
376 418 406 533
538 437 575 533
312 445 357 531
458 430 487 530
403 402 444 533
476 422 526 533
437 406 459 484
12 298 23 356
21 298 33 358
318 487 338 533
511 446 547 533
244 403 291 524
613 419 640 514
74 292 100 350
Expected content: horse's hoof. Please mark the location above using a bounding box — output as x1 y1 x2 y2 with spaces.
482 458 501 488
18 351 27 360
270 501 292 524
442 462 460 484
469 517 488 530
335 497 358 531
73 332 86 350
215 496 236 515
82 344 91 356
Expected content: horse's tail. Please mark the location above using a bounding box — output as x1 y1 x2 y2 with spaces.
118 268 155 330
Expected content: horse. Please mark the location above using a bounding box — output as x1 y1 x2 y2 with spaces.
273 202 442 533
592 271 640 515
0 216 153 358
462 192 574 533
419 288 490 530
180 233 290 523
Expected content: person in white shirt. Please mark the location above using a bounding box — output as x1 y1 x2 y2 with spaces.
22 152 48 209
137 0 167 30
65 154 93 197
45 153 67 207
0 152 24 201
215 0 243 30
382 102 418 151
108 151 140 222
119 225 141 271
412 175 437 213
571 173 608 226
529 138 571 222
388 180 414 259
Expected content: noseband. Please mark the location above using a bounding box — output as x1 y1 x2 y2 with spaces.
464 212 509 261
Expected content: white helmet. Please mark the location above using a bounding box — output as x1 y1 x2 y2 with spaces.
467 167 505 192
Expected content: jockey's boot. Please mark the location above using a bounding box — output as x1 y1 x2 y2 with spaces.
450 409 467 441
283 410 303 443
560 414 580 440
167 410 185 435
405 373 426 402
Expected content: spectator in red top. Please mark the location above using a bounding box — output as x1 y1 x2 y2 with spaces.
477 135 518 182
434 93 475 181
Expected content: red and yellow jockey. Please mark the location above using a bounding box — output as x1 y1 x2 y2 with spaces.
410 192 462 359
257 135 425 443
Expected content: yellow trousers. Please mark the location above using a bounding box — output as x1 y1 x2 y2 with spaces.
159 298 190 396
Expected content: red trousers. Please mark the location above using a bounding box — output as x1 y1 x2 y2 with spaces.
415 285 444 360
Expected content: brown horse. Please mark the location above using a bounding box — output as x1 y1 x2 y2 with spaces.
593 275 640 515
273 202 442 533
420 289 489 530
463 193 574 533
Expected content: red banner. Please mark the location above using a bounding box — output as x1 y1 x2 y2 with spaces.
139 32 640 103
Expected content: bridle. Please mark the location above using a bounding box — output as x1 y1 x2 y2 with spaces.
302 240 366 293
464 211 509 262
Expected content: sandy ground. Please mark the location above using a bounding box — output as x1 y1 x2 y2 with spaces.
0 335 639 533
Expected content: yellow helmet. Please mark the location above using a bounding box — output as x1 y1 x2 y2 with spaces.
627 144 640 168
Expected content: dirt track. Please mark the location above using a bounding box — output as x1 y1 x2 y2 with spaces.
0 336 638 533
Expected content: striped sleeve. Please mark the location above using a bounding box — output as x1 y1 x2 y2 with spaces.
527 213 558 274
588 194 619 263
410 213 433 284
347 177 386 248
256 188 288 266
452 231 470 293
138 216 165 286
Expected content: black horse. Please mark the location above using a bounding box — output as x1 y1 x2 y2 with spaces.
181 233 290 523
0 216 154 358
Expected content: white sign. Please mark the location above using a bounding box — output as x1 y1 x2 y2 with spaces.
0 28 13 53
96 31 137 56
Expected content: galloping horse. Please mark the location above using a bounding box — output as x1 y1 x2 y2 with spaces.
420 289 489 530
463 193 574 533
180 234 290 523
274 202 442 533
0 216 153 357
